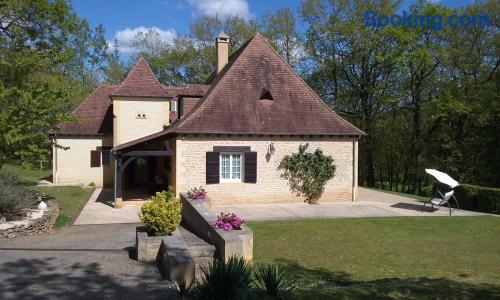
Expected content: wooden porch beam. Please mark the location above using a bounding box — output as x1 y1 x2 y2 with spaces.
122 150 174 157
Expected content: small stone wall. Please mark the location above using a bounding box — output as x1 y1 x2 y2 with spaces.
136 226 167 262
180 193 253 261
0 200 59 239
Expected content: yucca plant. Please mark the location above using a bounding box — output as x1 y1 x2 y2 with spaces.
174 275 195 300
197 256 252 300
253 264 296 299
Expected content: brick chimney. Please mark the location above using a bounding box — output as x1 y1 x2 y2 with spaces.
216 32 229 74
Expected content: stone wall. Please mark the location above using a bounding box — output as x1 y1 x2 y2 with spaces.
0 200 59 239
175 136 358 205
180 193 253 261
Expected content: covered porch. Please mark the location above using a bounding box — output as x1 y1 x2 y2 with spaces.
113 137 175 208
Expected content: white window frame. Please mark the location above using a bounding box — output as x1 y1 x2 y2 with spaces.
170 101 177 112
220 153 244 182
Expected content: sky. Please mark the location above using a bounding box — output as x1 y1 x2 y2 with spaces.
72 0 474 54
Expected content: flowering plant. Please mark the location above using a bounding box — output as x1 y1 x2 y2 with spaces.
187 186 207 200
214 212 244 231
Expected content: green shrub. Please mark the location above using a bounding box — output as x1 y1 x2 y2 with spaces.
278 144 336 204
253 264 296 299
455 184 500 214
138 189 181 236
197 256 253 300
0 173 38 219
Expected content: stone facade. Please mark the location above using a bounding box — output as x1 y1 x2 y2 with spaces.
175 136 358 205
0 200 59 239
112 97 170 146
52 136 114 186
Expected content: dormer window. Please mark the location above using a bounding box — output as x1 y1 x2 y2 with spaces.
170 101 177 112
259 88 273 100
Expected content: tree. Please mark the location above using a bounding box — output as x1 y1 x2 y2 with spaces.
103 39 128 84
278 144 336 204
262 7 302 67
0 0 108 169
301 0 402 187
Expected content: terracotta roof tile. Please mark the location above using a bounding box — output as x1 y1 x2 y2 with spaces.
111 56 171 98
176 33 365 136
55 84 118 135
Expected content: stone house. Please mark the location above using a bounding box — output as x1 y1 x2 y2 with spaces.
52 33 364 207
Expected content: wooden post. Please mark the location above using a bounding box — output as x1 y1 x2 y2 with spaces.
115 155 123 208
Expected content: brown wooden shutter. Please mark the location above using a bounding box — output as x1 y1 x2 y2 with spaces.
206 152 220 184
244 152 257 183
90 150 101 168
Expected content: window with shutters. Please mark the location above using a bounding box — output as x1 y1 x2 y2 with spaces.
220 153 243 182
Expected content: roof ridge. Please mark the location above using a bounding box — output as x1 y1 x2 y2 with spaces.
176 35 256 129
254 34 365 135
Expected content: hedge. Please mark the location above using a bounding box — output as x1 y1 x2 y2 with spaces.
454 184 500 214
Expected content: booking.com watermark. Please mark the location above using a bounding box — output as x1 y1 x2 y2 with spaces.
365 9 492 30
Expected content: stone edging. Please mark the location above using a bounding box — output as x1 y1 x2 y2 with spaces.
0 199 59 239
180 193 253 261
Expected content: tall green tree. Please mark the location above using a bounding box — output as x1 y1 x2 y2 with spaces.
0 0 108 168
262 7 302 67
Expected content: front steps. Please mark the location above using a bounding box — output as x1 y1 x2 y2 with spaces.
178 226 216 279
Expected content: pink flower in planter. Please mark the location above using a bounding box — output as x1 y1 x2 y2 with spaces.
187 186 207 200
214 212 244 231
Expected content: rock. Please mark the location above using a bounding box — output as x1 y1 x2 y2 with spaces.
0 214 6 224
38 201 48 209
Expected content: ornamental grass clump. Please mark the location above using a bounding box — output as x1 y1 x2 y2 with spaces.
215 212 244 231
187 186 207 200
138 189 181 236
0 173 38 220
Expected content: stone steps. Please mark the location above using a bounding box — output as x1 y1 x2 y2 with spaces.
178 226 215 279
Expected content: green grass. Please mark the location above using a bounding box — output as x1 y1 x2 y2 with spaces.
34 186 93 228
1 161 92 228
1 159 51 184
247 217 500 298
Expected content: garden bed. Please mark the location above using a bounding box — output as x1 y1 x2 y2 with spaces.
0 199 59 238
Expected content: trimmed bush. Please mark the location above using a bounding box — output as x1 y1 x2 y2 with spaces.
455 184 500 214
0 173 37 219
138 189 181 236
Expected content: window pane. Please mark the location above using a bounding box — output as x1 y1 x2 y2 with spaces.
221 154 230 179
232 154 241 179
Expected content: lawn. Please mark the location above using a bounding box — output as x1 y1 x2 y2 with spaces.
35 186 93 228
247 217 500 299
1 160 92 228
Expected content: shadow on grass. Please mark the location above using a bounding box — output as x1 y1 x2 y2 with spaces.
0 256 172 300
275 259 500 299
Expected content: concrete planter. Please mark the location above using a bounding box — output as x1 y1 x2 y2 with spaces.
180 193 253 262
136 226 168 262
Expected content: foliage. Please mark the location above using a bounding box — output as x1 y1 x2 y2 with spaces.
455 184 500 214
174 274 196 300
261 7 302 68
187 186 207 200
278 144 336 203
0 0 108 169
253 264 296 299
197 256 253 300
215 212 244 231
0 173 37 219
138 189 181 236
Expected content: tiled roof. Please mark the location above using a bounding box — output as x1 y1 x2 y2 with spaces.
114 34 364 151
163 84 210 97
55 84 118 135
175 33 365 136
111 56 171 98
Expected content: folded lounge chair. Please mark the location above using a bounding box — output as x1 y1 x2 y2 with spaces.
422 190 459 216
